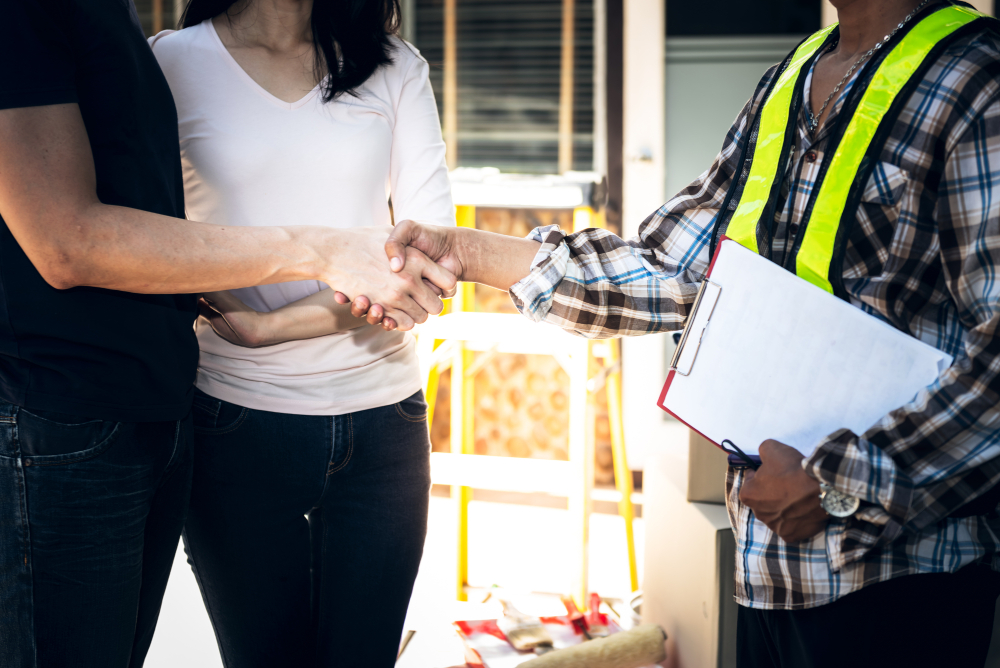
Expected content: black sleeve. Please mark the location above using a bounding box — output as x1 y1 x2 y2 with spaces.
0 0 76 110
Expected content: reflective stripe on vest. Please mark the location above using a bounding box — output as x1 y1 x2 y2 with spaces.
724 26 836 254
725 4 984 293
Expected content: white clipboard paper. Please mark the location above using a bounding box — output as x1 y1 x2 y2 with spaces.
657 238 953 459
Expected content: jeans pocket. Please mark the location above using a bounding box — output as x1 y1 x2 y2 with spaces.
17 409 121 466
192 389 249 434
395 391 428 423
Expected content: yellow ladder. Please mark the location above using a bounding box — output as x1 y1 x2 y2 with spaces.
420 205 639 607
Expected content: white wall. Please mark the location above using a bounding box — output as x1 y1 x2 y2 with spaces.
620 0 676 470
621 0 664 233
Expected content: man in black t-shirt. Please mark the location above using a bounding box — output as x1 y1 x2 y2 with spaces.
0 2 454 666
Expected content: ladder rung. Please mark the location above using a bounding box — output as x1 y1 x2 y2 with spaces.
431 452 572 496
589 488 644 505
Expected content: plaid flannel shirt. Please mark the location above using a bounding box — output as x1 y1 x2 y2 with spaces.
509 25 1000 609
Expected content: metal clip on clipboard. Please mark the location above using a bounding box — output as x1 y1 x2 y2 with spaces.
669 280 722 376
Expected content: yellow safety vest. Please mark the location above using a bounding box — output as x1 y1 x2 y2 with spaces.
712 3 992 296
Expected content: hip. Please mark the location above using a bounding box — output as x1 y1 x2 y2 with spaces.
195 329 421 415
726 467 1000 610
188 387 431 509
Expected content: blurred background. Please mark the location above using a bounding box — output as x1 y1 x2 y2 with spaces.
131 1 997 666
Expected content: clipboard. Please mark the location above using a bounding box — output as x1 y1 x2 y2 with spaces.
657 237 953 465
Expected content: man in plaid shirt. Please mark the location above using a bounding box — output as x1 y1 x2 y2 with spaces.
362 0 1000 664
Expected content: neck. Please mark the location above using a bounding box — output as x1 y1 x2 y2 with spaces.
832 0 926 57
223 0 314 50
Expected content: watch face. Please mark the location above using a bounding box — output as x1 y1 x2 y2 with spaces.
822 489 860 518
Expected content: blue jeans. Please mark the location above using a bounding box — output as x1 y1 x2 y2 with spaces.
183 388 432 668
0 404 193 668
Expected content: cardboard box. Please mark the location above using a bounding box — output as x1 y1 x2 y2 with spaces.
686 430 729 505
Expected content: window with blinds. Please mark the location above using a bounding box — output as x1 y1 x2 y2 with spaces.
412 0 594 174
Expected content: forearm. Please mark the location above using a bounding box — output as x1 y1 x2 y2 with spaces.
502 224 703 338
261 289 368 344
40 202 326 293
452 226 541 290
1 103 375 297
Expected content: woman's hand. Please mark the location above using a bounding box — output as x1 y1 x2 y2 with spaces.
198 291 274 348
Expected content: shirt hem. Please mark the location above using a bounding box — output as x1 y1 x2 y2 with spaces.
194 374 424 416
733 564 982 610
0 87 78 111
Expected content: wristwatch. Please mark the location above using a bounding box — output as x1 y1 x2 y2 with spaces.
819 482 860 518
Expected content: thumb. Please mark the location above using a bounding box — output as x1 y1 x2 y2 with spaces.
386 220 416 273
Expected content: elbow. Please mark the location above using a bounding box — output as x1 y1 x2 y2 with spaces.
36 254 84 290
32 239 88 290
30 212 94 290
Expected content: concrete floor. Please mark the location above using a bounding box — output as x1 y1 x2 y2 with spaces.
145 494 645 667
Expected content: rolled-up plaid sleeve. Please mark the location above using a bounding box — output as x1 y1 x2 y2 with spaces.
508 68 778 339
805 92 1000 572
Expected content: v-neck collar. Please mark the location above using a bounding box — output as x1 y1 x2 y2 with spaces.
205 19 323 111
800 49 865 144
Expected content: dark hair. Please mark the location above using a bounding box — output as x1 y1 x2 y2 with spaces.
180 0 401 102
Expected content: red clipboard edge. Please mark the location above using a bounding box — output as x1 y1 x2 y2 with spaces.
705 234 731 279
655 236 732 452
656 369 725 451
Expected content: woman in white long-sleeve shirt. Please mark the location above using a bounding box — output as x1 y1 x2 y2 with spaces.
150 0 453 664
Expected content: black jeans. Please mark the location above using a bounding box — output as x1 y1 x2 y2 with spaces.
738 563 1000 668
0 403 193 668
183 388 432 668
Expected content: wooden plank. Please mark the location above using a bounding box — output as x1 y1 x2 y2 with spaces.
431 453 573 495
152 0 163 34
443 0 458 169
558 0 576 173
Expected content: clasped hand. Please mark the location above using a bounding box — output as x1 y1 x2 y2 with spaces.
340 220 463 330
739 439 829 543
325 226 457 331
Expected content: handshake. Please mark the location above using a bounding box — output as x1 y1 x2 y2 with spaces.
198 220 540 348
329 219 540 330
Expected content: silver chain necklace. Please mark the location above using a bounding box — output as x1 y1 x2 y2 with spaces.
808 0 931 134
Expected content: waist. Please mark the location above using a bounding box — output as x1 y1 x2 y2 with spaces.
195 325 421 415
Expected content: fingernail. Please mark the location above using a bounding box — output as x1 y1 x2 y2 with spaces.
390 258 402 271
